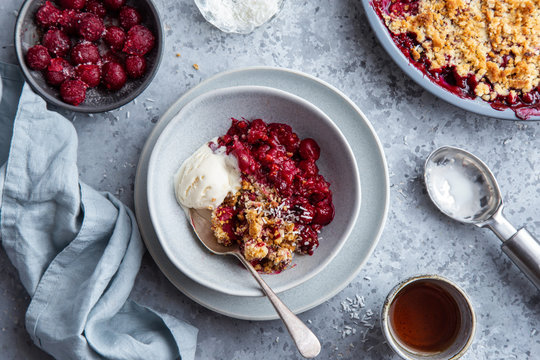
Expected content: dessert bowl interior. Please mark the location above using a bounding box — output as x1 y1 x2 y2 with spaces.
15 0 163 113
147 85 361 297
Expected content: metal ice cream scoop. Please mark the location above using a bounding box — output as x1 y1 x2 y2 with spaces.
424 146 540 290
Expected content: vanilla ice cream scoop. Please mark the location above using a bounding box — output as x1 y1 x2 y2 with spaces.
174 139 241 210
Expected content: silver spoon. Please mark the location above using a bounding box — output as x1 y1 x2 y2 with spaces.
424 146 540 290
189 208 321 358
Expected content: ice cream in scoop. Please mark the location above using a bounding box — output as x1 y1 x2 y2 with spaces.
174 138 241 210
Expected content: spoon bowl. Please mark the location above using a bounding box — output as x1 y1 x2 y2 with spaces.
188 208 240 255
424 146 501 224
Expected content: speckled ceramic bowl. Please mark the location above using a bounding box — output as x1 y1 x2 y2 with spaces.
147 85 361 297
14 0 163 113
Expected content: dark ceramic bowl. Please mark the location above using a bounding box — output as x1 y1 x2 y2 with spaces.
15 0 163 113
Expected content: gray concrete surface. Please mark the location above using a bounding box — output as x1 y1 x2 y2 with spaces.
1 0 539 359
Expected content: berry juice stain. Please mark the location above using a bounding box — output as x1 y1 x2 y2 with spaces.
389 280 461 353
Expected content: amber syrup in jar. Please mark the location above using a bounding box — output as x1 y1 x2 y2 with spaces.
389 280 461 353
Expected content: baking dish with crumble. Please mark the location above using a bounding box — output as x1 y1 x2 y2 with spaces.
363 0 540 120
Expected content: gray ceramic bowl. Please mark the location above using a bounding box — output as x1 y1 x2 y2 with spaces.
361 0 539 121
15 0 163 113
147 85 362 297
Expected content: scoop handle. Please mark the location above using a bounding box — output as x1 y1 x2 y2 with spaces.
501 228 540 290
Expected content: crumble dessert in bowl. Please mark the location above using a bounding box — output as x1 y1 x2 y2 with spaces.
369 0 540 120
175 118 335 274
147 86 361 297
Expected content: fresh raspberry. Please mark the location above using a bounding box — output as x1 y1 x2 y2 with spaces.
45 58 74 86
103 0 125 11
119 6 141 30
57 0 87 10
85 0 107 18
76 64 101 87
123 25 155 56
35 1 62 28
42 28 71 57
101 62 127 90
104 26 125 51
299 138 320 160
58 9 80 34
125 55 146 78
77 13 104 41
60 79 87 105
26 45 51 70
70 41 100 64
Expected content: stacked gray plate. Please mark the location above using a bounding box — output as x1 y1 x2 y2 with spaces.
134 67 390 320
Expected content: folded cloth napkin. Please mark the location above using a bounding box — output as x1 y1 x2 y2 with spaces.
0 62 198 360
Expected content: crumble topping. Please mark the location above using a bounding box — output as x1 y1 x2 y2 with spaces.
212 180 300 273
383 0 540 98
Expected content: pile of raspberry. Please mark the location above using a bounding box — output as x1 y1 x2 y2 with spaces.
25 0 155 106
217 119 335 255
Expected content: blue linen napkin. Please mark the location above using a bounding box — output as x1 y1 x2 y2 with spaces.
0 62 198 360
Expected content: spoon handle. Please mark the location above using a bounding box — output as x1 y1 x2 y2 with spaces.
235 254 321 358
501 228 540 290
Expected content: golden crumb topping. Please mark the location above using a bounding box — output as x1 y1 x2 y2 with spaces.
384 0 540 98
211 180 299 273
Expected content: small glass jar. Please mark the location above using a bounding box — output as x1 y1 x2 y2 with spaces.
194 0 285 34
